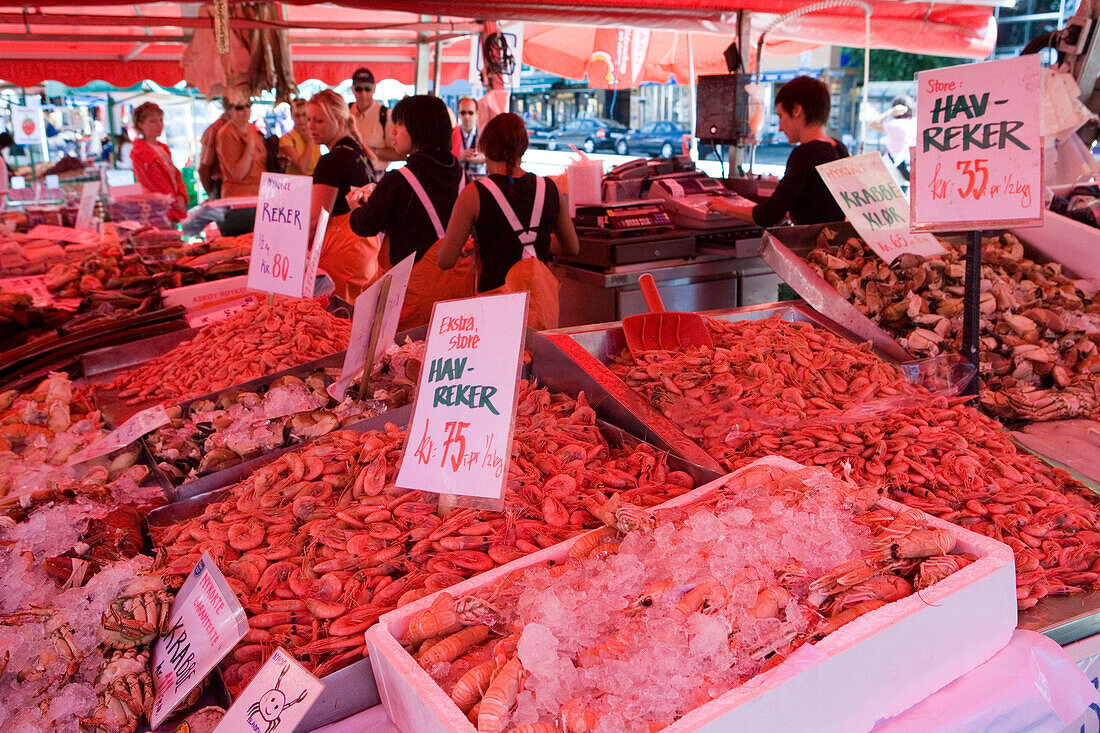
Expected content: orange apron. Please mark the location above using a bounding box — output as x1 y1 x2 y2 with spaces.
318 212 381 302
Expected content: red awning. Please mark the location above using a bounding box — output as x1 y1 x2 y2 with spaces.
0 4 475 88
0 0 999 88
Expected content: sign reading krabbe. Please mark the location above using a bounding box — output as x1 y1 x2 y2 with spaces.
247 173 312 298
818 153 944 263
395 293 528 508
911 55 1043 230
149 553 248 728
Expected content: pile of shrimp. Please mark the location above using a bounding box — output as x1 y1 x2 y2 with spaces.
148 380 697 693
607 315 1100 610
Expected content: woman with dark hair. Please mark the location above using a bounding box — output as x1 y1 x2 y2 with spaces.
436 112 579 330
349 94 471 328
710 75 848 226
870 95 916 181
130 101 188 221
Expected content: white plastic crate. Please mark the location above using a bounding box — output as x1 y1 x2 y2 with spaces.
366 457 1017 733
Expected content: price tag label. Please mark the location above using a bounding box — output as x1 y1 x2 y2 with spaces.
44 174 60 190
213 648 324 733
27 224 99 246
818 153 944 263
329 253 415 402
150 553 249 728
75 181 100 231
247 173 312 298
67 403 170 465
302 208 329 298
11 176 25 190
911 55 1043 231
12 105 46 147
395 292 528 507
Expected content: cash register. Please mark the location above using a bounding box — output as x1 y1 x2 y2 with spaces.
646 172 758 230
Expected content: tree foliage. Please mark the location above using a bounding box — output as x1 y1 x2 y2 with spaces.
840 48 967 82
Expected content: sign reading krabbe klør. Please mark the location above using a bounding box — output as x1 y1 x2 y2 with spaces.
911 55 1043 231
247 173 312 297
395 293 528 507
149 552 248 728
818 153 944 263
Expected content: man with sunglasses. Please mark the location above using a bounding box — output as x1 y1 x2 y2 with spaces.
450 96 486 178
349 68 398 164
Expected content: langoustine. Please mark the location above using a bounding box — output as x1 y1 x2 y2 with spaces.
149 380 696 694
398 465 972 732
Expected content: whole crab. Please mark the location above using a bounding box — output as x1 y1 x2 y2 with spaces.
100 576 173 650
84 648 153 733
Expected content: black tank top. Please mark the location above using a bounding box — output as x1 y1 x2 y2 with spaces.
473 173 560 292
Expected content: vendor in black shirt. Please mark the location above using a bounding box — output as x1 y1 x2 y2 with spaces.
348 95 470 329
306 89 379 300
710 76 848 227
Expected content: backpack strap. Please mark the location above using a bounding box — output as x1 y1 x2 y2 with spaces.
477 176 546 259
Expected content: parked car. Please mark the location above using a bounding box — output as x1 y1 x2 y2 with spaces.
546 117 628 153
618 120 691 158
524 118 553 149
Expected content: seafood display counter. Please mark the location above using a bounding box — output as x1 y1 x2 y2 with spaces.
545 302 1100 650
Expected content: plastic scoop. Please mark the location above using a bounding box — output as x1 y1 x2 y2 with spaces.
622 273 714 355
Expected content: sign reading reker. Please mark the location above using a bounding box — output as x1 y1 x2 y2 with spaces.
911 55 1043 230
396 293 528 506
247 173 311 297
818 153 944 263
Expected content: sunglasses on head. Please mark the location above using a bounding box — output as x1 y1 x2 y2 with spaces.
459 110 476 115
354 85 374 93
227 104 249 111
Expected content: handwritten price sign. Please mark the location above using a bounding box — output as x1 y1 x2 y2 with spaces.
396 293 528 507
149 553 248 728
818 153 943 263
911 55 1043 231
247 173 312 297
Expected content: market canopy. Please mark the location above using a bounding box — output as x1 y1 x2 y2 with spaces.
0 0 1002 89
0 4 476 88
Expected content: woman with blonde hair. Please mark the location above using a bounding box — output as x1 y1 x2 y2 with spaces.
130 101 188 221
306 89 380 300
279 98 321 176
215 90 265 197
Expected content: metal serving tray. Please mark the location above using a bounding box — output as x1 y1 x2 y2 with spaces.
84 297 354 426
147 334 722 731
759 221 1093 367
144 327 426 501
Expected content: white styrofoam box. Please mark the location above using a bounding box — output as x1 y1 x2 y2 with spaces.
1011 210 1100 281
366 457 1017 733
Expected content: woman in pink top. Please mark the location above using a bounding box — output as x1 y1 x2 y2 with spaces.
130 102 188 221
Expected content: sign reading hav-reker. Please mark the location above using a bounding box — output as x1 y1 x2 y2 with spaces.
395 293 528 507
247 173 312 297
818 153 944 263
911 55 1043 230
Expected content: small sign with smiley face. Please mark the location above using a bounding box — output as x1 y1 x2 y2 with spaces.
214 648 324 733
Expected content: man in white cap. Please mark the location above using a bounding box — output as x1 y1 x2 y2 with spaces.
349 67 398 164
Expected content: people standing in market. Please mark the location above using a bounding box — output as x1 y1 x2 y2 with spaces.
436 112 579 330
452 97 487 179
130 102 189 222
708 76 849 227
215 92 266 198
279 98 321 176
349 68 397 170
306 89 380 301
870 95 916 183
348 95 470 329
198 107 228 199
